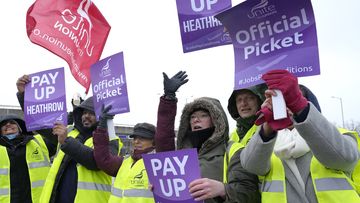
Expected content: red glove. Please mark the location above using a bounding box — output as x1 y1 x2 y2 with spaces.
255 107 292 131
262 70 308 113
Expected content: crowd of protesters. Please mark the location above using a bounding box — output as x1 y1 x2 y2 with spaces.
0 69 359 203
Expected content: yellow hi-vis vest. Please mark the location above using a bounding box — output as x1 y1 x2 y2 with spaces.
108 156 154 203
40 129 121 203
338 128 360 194
261 155 360 203
0 134 50 203
223 125 258 182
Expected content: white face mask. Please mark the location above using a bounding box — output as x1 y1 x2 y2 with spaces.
4 133 18 140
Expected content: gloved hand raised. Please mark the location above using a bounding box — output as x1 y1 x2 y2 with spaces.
98 104 114 129
262 70 308 113
255 107 292 130
163 71 189 98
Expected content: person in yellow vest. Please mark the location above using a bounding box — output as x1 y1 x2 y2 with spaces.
227 83 267 144
0 114 56 203
155 71 260 203
241 69 360 203
16 75 121 203
93 105 155 203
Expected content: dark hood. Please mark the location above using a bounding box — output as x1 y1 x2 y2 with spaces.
72 96 96 128
0 114 33 135
227 83 267 120
300 84 321 112
177 97 229 154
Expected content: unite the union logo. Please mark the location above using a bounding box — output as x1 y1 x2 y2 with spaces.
100 58 112 78
247 0 277 19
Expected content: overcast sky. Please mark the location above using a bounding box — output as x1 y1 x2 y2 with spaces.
1 0 359 130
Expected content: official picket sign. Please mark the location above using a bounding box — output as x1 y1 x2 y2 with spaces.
216 0 320 89
24 67 67 131
90 51 130 119
176 0 232 53
143 149 203 203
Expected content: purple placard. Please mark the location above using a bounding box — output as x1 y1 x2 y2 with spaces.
90 51 130 119
143 149 203 203
176 0 233 53
216 0 320 89
24 67 67 131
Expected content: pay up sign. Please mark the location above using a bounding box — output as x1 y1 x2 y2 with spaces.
216 0 320 89
143 149 203 203
24 67 67 131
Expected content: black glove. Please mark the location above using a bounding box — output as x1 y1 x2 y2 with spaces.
67 111 74 125
163 71 189 98
98 104 114 129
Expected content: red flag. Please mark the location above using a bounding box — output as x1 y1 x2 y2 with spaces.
26 0 111 92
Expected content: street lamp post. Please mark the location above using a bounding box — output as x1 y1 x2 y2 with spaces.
331 96 345 128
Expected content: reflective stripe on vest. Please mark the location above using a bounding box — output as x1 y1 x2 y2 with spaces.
311 156 359 202
0 168 8 175
112 188 153 198
40 129 121 203
0 188 9 195
0 135 50 203
77 181 111 192
262 154 360 203
109 157 154 203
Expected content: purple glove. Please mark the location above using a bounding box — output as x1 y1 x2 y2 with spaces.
255 107 292 131
262 70 308 113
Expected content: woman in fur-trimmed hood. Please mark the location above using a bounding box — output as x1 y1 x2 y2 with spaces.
177 97 229 154
155 71 261 203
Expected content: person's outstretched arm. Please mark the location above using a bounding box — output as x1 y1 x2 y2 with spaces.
155 71 188 152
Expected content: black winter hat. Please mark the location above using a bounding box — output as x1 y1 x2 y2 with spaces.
130 122 156 139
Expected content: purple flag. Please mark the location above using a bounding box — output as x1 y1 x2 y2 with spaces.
24 67 67 131
143 149 203 203
176 0 232 53
90 51 130 119
216 0 320 89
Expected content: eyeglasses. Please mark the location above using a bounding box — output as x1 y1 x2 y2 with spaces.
190 113 210 121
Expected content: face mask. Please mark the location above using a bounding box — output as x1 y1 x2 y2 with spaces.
4 133 18 140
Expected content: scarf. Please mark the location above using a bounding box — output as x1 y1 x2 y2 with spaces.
188 127 215 151
274 128 310 194
131 146 155 164
236 115 257 140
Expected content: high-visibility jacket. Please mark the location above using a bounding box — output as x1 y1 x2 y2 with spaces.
0 134 50 203
40 129 121 203
338 128 360 194
224 125 258 182
108 156 154 203
261 154 360 203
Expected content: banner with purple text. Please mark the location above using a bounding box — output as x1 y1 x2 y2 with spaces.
90 51 129 119
143 149 203 203
216 0 320 89
25 67 67 131
176 0 232 53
